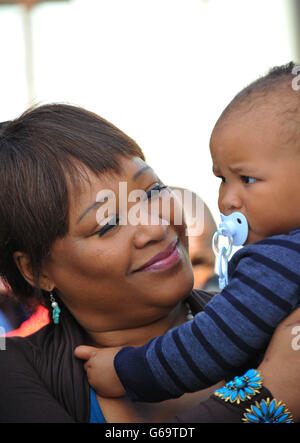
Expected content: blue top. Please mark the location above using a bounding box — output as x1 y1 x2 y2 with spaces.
0 310 12 334
89 388 106 423
114 229 300 402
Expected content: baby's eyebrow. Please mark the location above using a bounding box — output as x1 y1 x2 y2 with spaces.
229 165 244 173
229 164 255 174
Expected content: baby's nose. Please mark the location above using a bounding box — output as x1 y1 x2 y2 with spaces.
219 188 243 214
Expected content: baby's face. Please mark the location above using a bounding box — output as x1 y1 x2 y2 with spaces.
209 107 300 244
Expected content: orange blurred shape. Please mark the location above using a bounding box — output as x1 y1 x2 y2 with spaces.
5 305 50 337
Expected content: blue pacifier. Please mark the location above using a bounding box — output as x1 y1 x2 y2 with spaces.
212 212 248 289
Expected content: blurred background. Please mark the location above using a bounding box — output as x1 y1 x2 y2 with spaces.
0 0 300 332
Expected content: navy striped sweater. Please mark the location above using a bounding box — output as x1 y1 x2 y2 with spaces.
114 229 300 402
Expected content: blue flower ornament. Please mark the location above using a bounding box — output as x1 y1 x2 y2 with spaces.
243 398 293 423
214 369 262 404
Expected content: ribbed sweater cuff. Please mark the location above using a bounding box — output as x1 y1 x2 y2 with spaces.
114 345 174 402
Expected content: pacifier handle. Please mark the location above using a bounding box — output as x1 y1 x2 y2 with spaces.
212 212 248 289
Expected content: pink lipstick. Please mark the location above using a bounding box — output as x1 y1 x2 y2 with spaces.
135 240 181 272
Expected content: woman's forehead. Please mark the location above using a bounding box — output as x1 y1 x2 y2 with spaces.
67 156 153 218
71 156 150 190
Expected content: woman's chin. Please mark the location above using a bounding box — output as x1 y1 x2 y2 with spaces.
156 262 194 306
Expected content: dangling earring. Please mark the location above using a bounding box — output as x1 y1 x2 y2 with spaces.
50 292 61 325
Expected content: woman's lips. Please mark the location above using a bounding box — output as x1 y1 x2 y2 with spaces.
134 240 181 272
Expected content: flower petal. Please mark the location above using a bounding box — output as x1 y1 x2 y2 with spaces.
215 387 227 395
245 413 260 422
248 382 261 388
260 399 269 416
245 369 256 378
244 387 255 395
277 413 290 423
273 405 285 418
252 405 264 418
230 390 238 402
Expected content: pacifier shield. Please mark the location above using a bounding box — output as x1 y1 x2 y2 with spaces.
219 212 248 246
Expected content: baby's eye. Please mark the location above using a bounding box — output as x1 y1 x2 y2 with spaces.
241 176 256 184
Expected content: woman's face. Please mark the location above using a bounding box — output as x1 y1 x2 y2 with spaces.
43 156 193 332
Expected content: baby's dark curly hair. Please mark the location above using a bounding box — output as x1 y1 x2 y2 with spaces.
218 61 300 120
265 61 297 78
214 62 300 148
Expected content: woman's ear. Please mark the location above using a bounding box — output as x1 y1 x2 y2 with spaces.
13 251 55 292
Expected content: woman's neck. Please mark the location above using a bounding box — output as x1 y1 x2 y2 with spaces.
85 301 188 349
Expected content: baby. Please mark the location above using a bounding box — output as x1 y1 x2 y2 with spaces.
75 62 300 403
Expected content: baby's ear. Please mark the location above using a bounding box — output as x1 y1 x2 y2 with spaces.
13 251 55 291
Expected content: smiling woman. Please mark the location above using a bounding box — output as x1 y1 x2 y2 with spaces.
0 103 204 423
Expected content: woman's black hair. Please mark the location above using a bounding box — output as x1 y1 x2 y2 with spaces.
0 103 145 309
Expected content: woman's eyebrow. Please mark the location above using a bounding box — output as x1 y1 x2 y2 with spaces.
76 199 107 224
77 166 153 223
132 165 152 181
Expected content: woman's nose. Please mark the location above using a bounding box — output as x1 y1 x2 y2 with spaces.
132 213 169 249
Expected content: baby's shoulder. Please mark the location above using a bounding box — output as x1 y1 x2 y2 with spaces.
230 228 300 270
250 228 300 253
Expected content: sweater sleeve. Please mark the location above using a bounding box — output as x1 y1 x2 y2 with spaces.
114 231 300 402
0 338 76 423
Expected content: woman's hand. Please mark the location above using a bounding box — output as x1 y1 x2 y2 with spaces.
258 306 300 421
74 345 126 398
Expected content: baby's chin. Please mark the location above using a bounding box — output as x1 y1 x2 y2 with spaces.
246 227 296 244
243 230 266 245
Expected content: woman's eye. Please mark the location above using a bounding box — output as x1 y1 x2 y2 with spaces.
145 184 168 199
241 176 256 184
96 215 120 237
93 185 167 236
